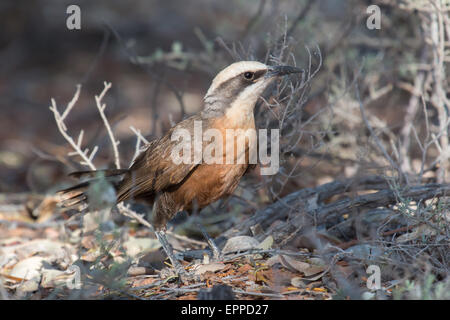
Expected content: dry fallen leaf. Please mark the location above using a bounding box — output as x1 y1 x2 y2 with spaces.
257 236 273 250
237 264 253 273
222 236 259 254
291 277 306 288
9 256 46 280
278 255 326 277
254 270 271 285
131 276 157 288
41 268 74 288
16 279 39 294
193 262 226 275
0 239 74 262
123 237 161 258
34 196 60 223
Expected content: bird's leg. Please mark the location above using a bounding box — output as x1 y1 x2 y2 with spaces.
154 229 186 276
197 223 222 261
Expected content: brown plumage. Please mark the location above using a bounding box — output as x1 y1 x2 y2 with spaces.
60 61 303 276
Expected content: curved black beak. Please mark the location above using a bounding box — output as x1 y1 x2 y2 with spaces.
266 65 304 78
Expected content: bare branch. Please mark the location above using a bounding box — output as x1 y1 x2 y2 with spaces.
130 126 149 163
95 81 121 169
49 85 97 170
355 81 409 184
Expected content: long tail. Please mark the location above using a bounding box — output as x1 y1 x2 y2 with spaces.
59 169 128 208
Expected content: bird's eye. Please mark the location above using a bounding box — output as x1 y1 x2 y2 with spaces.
244 72 254 80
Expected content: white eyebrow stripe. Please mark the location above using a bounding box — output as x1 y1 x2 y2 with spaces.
205 61 267 98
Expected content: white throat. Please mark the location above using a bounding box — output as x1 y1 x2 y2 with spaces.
225 81 267 126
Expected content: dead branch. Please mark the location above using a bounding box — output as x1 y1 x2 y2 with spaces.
223 175 388 238
356 81 408 184
94 82 120 169
224 175 450 243
49 85 97 170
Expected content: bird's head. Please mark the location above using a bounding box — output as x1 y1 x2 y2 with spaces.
203 61 303 118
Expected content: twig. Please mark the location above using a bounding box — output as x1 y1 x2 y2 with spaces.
95 82 120 169
117 203 153 230
149 283 207 299
223 248 312 262
355 81 409 184
159 283 205 294
167 232 207 247
130 125 150 163
49 85 97 170
233 289 284 298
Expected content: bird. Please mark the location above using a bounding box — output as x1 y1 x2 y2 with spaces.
60 61 303 278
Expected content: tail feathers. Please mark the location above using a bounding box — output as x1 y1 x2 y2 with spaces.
59 169 128 209
58 181 91 208
68 169 128 179
59 181 90 194
61 191 88 208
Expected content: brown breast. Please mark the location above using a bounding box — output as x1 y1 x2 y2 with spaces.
171 114 256 212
